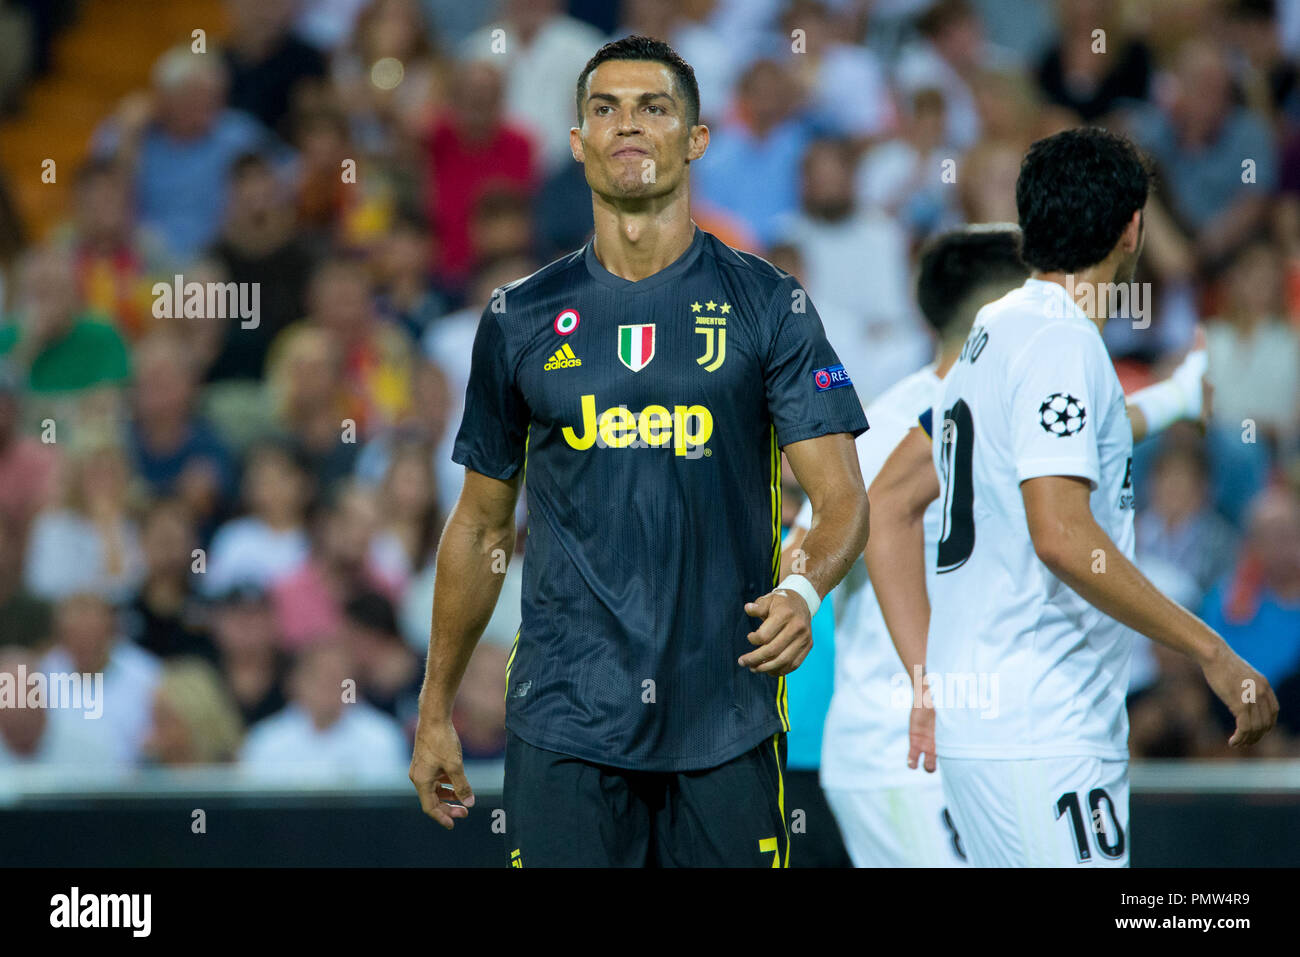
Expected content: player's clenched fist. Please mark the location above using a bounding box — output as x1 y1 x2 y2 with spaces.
740 590 813 676
1199 644 1279 749
409 714 476 829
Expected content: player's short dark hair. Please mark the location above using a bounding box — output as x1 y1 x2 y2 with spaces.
575 35 700 128
916 224 1027 337
1016 127 1152 274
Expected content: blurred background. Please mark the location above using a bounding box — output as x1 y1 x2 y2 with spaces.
0 0 1298 865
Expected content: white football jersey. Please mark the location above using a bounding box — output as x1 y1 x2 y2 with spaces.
927 278 1135 760
795 365 944 790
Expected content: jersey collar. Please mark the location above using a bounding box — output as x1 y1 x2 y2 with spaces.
583 225 705 293
1020 277 1102 333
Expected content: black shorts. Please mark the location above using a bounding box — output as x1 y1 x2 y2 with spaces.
502 730 790 867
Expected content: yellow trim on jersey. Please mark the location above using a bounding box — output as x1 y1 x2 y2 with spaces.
773 733 789 867
504 626 520 702
769 426 790 731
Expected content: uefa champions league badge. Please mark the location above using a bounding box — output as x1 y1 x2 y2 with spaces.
812 365 853 392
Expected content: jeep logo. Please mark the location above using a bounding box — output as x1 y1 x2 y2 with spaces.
561 393 713 458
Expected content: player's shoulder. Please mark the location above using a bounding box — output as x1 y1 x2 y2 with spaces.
698 230 798 295
494 246 588 303
977 281 1107 369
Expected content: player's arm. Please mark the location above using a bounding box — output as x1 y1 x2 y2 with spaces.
1022 475 1278 747
742 432 869 676
864 424 941 771
864 425 938 683
1125 334 1208 444
410 468 520 828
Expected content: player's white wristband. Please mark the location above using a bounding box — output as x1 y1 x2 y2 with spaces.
777 574 821 617
1130 348 1206 435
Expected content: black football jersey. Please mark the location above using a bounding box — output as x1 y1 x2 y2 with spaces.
453 228 868 771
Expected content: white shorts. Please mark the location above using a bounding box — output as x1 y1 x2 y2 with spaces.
825 775 969 868
940 756 1130 867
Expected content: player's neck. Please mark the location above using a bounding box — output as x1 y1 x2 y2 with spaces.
590 191 696 282
1031 269 1115 334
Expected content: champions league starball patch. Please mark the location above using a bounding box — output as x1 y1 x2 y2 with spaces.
1038 392 1087 436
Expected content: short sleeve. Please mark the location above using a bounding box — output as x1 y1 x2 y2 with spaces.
763 278 869 448
1008 325 1104 488
451 308 530 480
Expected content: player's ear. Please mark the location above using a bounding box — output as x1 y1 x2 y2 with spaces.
1122 207 1142 252
570 126 585 164
686 123 709 163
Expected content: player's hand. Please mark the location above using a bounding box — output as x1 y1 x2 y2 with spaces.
1200 642 1278 748
908 700 937 773
740 589 814 675
409 712 475 829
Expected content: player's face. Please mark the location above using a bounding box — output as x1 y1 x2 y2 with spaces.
572 60 707 203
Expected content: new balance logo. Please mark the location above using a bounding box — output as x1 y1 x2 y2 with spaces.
544 344 581 370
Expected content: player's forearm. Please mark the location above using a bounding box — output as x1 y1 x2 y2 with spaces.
863 506 929 678
1034 517 1222 666
795 488 870 599
420 512 516 718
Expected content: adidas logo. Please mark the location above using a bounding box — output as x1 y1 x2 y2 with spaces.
544 343 582 370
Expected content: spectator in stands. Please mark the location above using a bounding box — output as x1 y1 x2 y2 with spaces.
92 47 279 263
239 640 409 781
1125 40 1276 269
40 593 163 766
856 87 959 242
332 0 448 155
0 643 117 769
340 590 422 734
460 0 606 172
57 158 173 342
263 325 358 489
372 437 442 581
955 137 1022 223
467 187 536 280
778 137 927 399
424 59 536 288
894 0 988 150
780 0 896 142
0 246 131 438
1201 486 1300 691
416 254 531 514
210 583 290 726
222 0 328 137
24 437 144 604
0 516 50 649
1206 238 1300 449
123 499 217 663
204 152 318 385
272 257 415 439
0 360 60 538
203 439 313 598
694 59 813 246
1136 429 1240 606
370 211 449 343
1035 0 1153 123
272 481 404 648
128 333 235 532
1226 0 1300 127
144 657 244 765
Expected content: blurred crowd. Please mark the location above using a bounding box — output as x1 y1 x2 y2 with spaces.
1 0 1299 780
